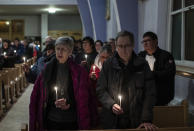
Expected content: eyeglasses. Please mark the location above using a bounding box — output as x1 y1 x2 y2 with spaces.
141 39 152 44
116 44 133 49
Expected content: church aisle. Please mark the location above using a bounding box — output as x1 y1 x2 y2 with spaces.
0 84 33 131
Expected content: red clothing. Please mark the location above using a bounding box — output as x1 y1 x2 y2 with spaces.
89 64 101 107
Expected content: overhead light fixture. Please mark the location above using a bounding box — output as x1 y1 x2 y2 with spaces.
48 8 56 14
5 21 10 25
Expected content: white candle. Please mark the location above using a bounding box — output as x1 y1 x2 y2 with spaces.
3 52 6 56
23 57 26 63
93 65 96 72
54 86 58 100
85 54 88 61
118 95 122 107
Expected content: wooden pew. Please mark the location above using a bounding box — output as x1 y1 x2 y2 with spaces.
0 70 11 110
3 68 17 104
15 64 25 91
153 100 188 128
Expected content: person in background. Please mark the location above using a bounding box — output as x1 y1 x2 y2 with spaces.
95 40 103 53
139 31 176 106
1 39 16 68
24 40 55 83
90 45 112 83
108 38 116 54
30 36 96 131
23 39 33 59
13 38 24 63
96 31 157 130
80 36 98 72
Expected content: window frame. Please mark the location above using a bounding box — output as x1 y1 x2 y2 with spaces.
168 0 194 71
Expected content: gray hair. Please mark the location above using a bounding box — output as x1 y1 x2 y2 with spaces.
55 36 74 50
99 45 113 55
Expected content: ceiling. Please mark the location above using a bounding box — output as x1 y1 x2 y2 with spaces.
0 5 79 15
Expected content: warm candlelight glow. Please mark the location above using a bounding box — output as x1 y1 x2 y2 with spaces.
85 54 88 60
54 86 58 100
23 57 26 63
118 95 122 107
93 65 96 72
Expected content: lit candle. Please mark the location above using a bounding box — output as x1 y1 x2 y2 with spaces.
118 95 122 107
92 65 96 73
54 86 58 100
30 65 33 68
38 45 40 48
23 57 26 63
85 54 88 61
3 52 6 56
14 50 16 53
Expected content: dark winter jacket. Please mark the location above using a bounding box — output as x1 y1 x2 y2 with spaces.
139 47 176 105
96 52 156 129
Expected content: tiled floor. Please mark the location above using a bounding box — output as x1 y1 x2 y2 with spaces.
0 84 33 131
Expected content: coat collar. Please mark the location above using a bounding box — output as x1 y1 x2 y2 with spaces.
112 51 145 71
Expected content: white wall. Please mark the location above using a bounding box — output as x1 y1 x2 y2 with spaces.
138 0 169 52
106 0 118 41
0 15 41 36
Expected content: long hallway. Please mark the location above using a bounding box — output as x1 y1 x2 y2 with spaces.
0 84 33 131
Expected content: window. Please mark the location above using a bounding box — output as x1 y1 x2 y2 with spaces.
170 0 194 63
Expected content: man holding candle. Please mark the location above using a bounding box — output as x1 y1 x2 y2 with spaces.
96 31 157 130
30 36 96 131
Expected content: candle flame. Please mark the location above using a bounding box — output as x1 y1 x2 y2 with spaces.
93 65 96 71
85 54 87 59
54 86 58 91
118 95 122 100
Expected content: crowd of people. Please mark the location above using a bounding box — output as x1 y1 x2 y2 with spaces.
26 31 176 131
0 37 41 69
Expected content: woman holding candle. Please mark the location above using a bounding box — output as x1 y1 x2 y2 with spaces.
89 45 113 85
80 36 98 72
96 31 158 130
29 36 97 131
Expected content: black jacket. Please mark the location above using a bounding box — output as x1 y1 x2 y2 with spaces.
96 52 156 129
139 47 176 105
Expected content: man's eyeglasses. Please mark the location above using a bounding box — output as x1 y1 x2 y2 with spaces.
141 39 153 44
116 44 133 49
